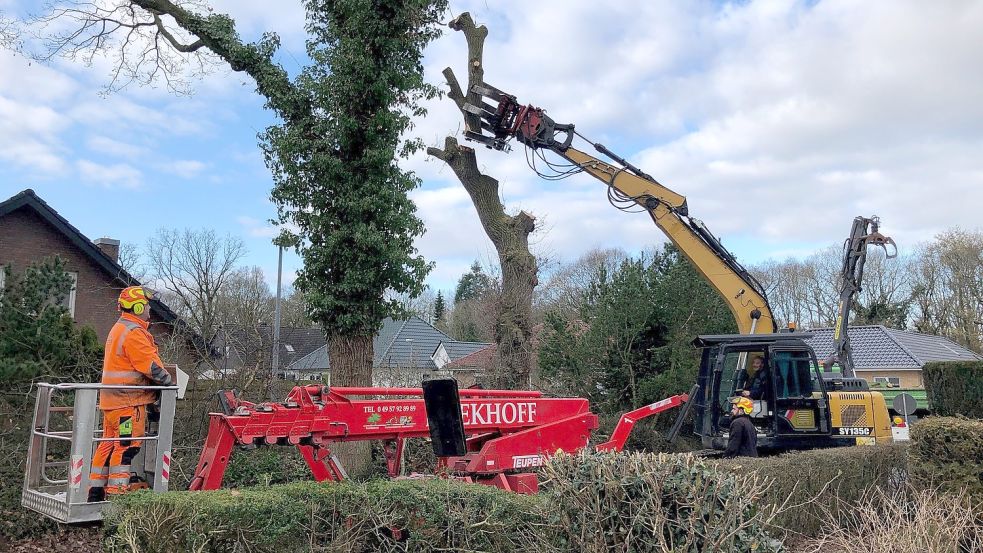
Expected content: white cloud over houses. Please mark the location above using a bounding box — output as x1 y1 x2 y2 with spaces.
409 0 983 283
1 0 982 290
76 159 142 189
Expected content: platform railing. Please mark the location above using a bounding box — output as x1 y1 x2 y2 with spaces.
22 383 177 524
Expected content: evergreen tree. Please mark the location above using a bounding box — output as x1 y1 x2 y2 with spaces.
0 258 102 388
539 245 735 411
454 261 493 304
433 291 446 325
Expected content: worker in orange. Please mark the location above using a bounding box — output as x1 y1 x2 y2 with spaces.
87 286 173 502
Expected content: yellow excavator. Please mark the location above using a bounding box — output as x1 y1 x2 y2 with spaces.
461 83 895 451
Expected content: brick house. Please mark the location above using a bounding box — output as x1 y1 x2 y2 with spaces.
0 189 192 365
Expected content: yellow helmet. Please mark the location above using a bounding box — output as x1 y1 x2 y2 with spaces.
118 286 153 315
730 396 754 415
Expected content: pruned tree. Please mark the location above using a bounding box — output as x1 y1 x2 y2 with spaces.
428 13 538 388
19 0 448 474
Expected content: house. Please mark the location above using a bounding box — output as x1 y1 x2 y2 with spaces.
436 342 497 387
286 316 493 385
0 189 192 365
203 324 324 380
803 325 982 388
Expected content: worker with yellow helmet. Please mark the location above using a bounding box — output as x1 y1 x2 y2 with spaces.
724 396 758 458
87 286 174 501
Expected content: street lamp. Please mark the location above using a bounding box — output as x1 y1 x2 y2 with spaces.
272 230 300 383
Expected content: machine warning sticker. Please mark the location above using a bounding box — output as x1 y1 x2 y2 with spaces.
512 454 546 469
836 427 873 436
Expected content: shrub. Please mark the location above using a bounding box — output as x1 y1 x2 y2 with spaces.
103 479 542 553
923 361 983 418
800 485 982 553
539 451 784 552
909 416 983 503
714 444 907 539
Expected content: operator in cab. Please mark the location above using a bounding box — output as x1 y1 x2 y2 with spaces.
740 355 770 400
724 396 758 458
88 286 174 502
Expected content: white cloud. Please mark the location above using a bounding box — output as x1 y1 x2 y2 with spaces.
237 215 300 239
86 135 146 158
3 0 982 290
408 0 983 284
163 159 208 179
76 159 142 189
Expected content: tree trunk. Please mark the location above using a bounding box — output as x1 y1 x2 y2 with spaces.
429 13 538 389
328 333 374 477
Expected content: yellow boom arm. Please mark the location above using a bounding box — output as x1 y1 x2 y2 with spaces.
461 83 775 334
561 147 774 335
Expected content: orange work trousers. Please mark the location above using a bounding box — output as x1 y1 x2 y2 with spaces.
89 405 146 495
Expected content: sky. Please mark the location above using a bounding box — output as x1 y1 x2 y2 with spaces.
1 1 981 293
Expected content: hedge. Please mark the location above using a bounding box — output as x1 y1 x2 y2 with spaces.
909 416 983 503
104 446 916 552
923 361 983 418
540 452 783 552
104 478 542 553
714 444 908 539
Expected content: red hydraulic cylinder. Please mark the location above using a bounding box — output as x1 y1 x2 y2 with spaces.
595 394 689 453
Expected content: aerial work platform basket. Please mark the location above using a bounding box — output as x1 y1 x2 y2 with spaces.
21 383 177 524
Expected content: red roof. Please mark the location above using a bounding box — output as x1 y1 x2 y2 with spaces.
445 344 497 369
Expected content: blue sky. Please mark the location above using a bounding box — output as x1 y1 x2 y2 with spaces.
2 1 982 294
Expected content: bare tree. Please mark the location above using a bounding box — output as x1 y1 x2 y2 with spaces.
214 266 274 328
278 285 314 329
911 229 983 351
25 0 217 94
389 287 438 324
427 13 538 388
145 228 246 372
537 248 628 318
0 12 18 49
117 241 148 281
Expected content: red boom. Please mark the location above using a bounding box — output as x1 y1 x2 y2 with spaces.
189 385 686 494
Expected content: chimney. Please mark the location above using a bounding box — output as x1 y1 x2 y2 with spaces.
94 237 120 263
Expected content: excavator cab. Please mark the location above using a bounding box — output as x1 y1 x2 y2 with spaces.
693 333 834 451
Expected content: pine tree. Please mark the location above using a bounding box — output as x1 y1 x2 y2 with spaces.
433 291 446 325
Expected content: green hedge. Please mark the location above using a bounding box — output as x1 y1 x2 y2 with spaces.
714 444 907 539
104 479 541 553
106 453 784 553
104 446 916 551
910 416 983 503
923 361 983 418
540 452 783 552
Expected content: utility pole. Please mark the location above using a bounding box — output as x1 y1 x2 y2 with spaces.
272 243 285 379
270 231 299 399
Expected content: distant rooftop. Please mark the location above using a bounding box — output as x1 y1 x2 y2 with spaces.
804 325 982 369
287 316 465 372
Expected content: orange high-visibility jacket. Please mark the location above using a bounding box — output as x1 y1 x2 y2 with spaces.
100 312 173 410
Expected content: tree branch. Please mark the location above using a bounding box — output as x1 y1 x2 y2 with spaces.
152 12 204 52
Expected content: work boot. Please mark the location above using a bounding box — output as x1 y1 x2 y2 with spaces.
87 487 105 502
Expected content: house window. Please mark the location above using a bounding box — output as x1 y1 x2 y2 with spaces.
60 272 78 317
285 344 295 353
874 376 901 387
